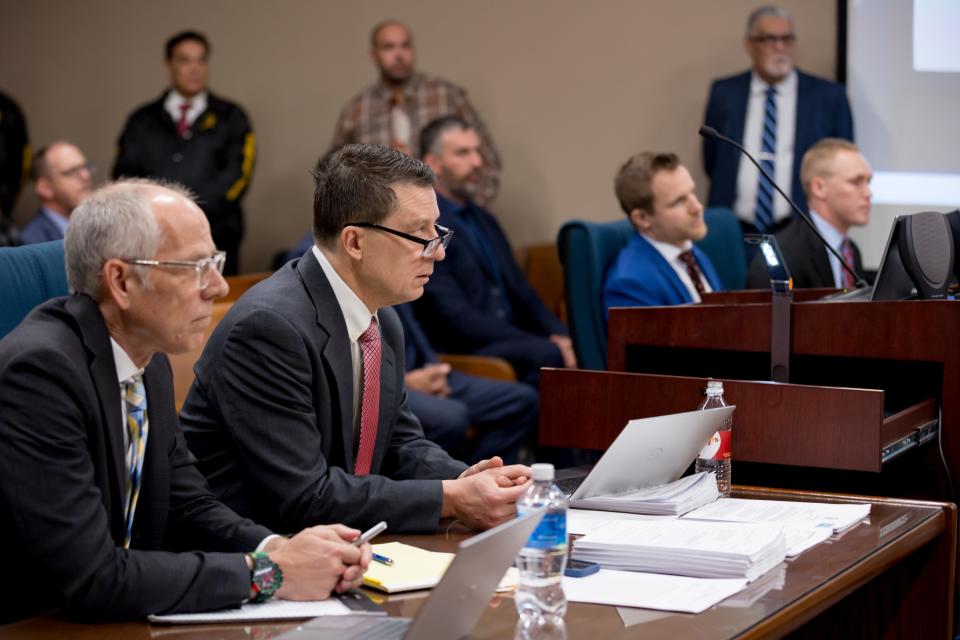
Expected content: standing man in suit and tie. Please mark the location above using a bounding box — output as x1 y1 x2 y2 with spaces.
19 141 94 244
604 152 725 312
703 5 854 234
0 180 370 624
181 144 530 536
747 138 871 289
113 30 255 275
413 116 576 387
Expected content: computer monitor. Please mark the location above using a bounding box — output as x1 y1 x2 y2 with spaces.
871 211 954 301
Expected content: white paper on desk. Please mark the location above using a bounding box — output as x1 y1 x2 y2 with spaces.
563 569 747 613
147 598 355 624
783 526 833 557
682 498 870 533
567 508 677 536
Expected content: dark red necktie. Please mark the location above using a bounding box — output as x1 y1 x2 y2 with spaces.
354 317 381 475
678 250 707 297
841 238 856 289
176 103 191 138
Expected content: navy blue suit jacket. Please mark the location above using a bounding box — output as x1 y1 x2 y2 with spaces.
702 70 854 215
603 233 724 313
20 209 65 245
416 194 567 353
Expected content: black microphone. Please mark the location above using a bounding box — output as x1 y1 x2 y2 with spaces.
698 125 868 288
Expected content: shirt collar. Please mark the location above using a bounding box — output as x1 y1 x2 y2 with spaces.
809 209 846 249
311 244 376 343
435 191 470 217
375 72 423 99
641 232 693 262
40 206 70 235
164 90 208 115
749 69 797 95
110 337 144 386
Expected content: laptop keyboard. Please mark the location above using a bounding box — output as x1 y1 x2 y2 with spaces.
555 476 583 496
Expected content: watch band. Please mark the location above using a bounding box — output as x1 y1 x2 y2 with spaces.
248 551 283 603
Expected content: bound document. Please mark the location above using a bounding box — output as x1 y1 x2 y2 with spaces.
571 519 786 582
570 471 719 516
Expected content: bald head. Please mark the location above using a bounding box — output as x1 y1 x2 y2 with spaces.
370 20 415 84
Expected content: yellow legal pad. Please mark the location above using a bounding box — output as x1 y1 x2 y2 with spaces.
362 541 521 594
362 542 454 593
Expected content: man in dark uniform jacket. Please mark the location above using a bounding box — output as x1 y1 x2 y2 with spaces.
113 30 255 275
0 90 29 245
0 180 369 624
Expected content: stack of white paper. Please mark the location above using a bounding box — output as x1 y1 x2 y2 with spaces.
570 471 719 516
682 498 870 533
562 569 747 614
681 498 871 557
572 519 785 581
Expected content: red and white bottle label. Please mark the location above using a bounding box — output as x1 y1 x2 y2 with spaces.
699 430 732 461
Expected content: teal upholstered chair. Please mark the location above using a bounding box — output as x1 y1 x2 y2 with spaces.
0 240 69 338
557 218 633 371
695 207 747 291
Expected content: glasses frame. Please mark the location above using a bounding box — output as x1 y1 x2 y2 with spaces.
749 33 796 46
123 250 227 290
345 222 453 257
59 161 97 179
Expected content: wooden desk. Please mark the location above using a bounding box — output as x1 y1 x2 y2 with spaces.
1 488 953 639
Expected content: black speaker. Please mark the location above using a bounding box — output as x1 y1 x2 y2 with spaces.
945 209 960 283
897 211 954 299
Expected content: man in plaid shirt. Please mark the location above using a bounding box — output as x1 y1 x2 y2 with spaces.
328 20 501 204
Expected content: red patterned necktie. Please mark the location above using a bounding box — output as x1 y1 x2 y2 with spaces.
678 250 707 297
354 317 381 475
841 238 856 289
176 102 191 138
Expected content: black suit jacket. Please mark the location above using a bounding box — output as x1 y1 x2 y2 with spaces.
181 256 468 534
0 295 271 623
747 217 864 289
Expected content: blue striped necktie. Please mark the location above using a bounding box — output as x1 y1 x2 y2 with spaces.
122 375 149 549
755 85 777 233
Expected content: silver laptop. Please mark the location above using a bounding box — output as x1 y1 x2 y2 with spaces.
277 510 544 640
557 406 735 500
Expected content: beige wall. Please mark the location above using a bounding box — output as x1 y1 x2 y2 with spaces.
0 0 837 272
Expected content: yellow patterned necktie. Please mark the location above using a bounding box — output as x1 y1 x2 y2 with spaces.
122 375 149 549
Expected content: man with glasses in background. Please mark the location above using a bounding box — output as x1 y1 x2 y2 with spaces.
181 144 531 535
702 5 854 234
20 141 94 244
0 179 372 624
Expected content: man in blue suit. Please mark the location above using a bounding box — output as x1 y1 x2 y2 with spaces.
702 6 853 234
415 116 576 386
20 141 94 244
604 152 724 312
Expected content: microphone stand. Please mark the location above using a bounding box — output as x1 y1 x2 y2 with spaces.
699 125 869 288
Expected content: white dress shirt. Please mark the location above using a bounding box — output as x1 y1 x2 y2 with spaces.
164 90 208 127
312 244 378 434
643 235 714 303
809 210 847 288
734 71 797 225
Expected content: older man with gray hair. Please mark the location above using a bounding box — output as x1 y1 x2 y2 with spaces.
702 5 854 234
0 179 370 624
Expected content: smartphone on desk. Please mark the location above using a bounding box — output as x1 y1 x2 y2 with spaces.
564 559 600 578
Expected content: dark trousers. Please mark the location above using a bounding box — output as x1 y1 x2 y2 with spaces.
406 370 537 464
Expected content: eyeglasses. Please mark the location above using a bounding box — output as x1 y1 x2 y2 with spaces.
749 33 796 46
345 222 453 257
59 161 96 179
123 251 226 290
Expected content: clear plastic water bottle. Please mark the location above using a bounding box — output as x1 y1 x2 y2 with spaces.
515 463 568 640
695 380 732 496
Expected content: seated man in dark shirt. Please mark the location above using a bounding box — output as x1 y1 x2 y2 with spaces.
414 116 576 387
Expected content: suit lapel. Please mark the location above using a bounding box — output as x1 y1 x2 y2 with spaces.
297 256 357 471
639 236 691 304
67 295 128 540
371 337 396 473
794 72 813 176
729 72 751 144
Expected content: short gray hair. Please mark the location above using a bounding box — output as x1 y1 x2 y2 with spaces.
746 6 793 37
65 179 192 297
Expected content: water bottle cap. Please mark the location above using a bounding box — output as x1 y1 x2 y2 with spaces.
530 463 555 481
705 380 724 393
